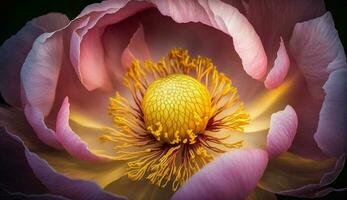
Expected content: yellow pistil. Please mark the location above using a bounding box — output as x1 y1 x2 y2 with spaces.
143 74 211 144
103 48 250 191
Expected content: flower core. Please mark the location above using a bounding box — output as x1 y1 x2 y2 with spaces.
102 48 250 191
143 74 211 144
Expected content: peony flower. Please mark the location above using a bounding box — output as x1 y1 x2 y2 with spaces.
0 0 346 199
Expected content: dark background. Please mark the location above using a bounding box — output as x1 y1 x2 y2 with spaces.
0 0 346 199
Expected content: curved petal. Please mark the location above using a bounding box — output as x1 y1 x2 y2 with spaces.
24 105 62 149
240 0 325 66
21 31 65 149
259 152 337 195
247 187 277 200
0 13 69 107
0 107 127 191
121 24 151 68
0 126 48 194
55 97 115 161
264 37 290 89
105 176 173 200
289 12 347 158
278 154 346 198
266 105 298 159
151 0 267 80
289 12 346 99
172 149 268 200
0 126 125 200
314 68 347 157
69 0 153 91
26 150 125 200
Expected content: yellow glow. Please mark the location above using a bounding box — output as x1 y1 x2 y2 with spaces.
142 74 211 144
246 77 294 120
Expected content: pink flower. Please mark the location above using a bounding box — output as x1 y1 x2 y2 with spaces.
0 0 346 199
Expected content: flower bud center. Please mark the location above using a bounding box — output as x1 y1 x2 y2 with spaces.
142 74 211 144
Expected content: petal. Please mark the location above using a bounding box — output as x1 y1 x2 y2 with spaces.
241 0 325 65
266 105 298 159
314 68 347 157
0 126 48 194
69 0 153 91
0 107 127 190
278 154 346 198
152 0 267 80
264 37 290 89
26 150 125 200
20 27 67 148
289 12 347 159
105 176 173 200
172 149 268 200
289 12 346 100
121 24 151 69
0 13 69 107
55 97 114 161
0 126 125 200
24 105 62 149
247 187 277 200
259 152 343 198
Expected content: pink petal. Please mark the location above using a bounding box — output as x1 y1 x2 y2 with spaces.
289 12 346 100
264 37 290 89
69 1 153 91
241 0 325 67
289 12 346 159
55 97 112 162
172 149 268 200
266 105 298 159
24 105 62 149
314 68 347 157
21 31 66 148
152 0 267 80
121 24 151 69
0 13 69 107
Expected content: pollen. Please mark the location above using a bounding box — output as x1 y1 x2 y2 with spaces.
142 74 211 144
102 48 250 192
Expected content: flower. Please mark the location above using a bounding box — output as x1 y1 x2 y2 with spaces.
0 0 346 200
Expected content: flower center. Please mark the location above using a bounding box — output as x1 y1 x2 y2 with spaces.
142 74 211 144
103 48 250 192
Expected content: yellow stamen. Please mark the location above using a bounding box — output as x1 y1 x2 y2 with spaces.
142 74 211 144
103 48 250 191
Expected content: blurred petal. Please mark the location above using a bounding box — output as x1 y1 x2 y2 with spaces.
0 189 67 200
0 13 69 107
173 149 268 200
0 126 125 200
259 152 338 197
152 0 267 80
55 97 115 161
264 38 290 89
247 187 277 200
105 176 173 200
266 105 298 158
0 107 127 190
314 68 347 157
0 127 48 194
278 154 346 198
26 150 125 200
121 24 151 68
